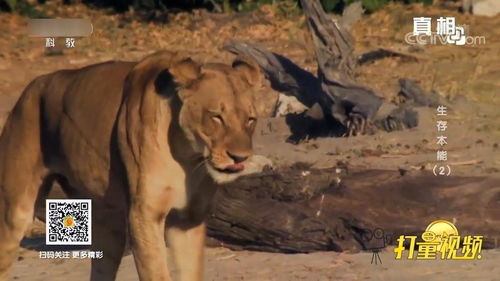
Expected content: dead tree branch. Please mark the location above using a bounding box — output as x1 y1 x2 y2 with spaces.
300 0 383 136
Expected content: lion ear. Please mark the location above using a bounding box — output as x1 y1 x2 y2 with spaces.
232 56 262 87
169 58 202 87
154 57 201 99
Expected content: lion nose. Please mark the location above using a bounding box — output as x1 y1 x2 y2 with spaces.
227 151 248 164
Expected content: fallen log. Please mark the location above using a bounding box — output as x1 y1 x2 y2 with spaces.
357 48 421 65
397 78 442 107
207 164 500 253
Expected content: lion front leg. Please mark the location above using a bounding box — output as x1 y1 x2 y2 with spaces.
165 189 216 281
129 192 174 281
166 215 206 281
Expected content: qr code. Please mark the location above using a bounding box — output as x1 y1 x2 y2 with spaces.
45 199 92 245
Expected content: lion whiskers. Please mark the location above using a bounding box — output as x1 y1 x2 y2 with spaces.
191 157 209 174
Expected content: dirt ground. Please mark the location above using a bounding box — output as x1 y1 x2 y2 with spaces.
0 1 499 280
9 247 500 281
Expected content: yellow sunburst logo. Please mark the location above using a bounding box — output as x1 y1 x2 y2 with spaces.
425 220 458 242
63 216 75 228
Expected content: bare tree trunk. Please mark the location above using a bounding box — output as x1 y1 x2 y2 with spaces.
300 0 357 84
299 0 383 136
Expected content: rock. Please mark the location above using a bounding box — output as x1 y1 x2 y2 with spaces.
274 94 308 117
462 0 473 13
473 0 500 16
341 1 364 30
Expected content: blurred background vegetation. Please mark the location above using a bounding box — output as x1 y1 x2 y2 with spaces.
1 0 436 14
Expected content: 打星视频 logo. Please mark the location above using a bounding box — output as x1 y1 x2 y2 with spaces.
394 219 483 260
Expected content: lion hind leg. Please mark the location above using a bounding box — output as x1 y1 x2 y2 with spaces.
0 171 47 281
0 83 48 281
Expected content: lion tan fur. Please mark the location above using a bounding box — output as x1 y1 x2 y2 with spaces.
0 51 262 281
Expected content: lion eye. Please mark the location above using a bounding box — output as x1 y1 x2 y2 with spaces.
212 115 224 124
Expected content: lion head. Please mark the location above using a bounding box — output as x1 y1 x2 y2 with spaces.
160 54 262 183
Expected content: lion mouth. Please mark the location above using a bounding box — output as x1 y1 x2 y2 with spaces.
214 163 245 173
206 161 247 184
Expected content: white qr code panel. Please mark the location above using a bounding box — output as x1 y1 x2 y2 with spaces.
45 199 92 245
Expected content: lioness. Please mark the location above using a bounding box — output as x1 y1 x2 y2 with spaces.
0 51 261 281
